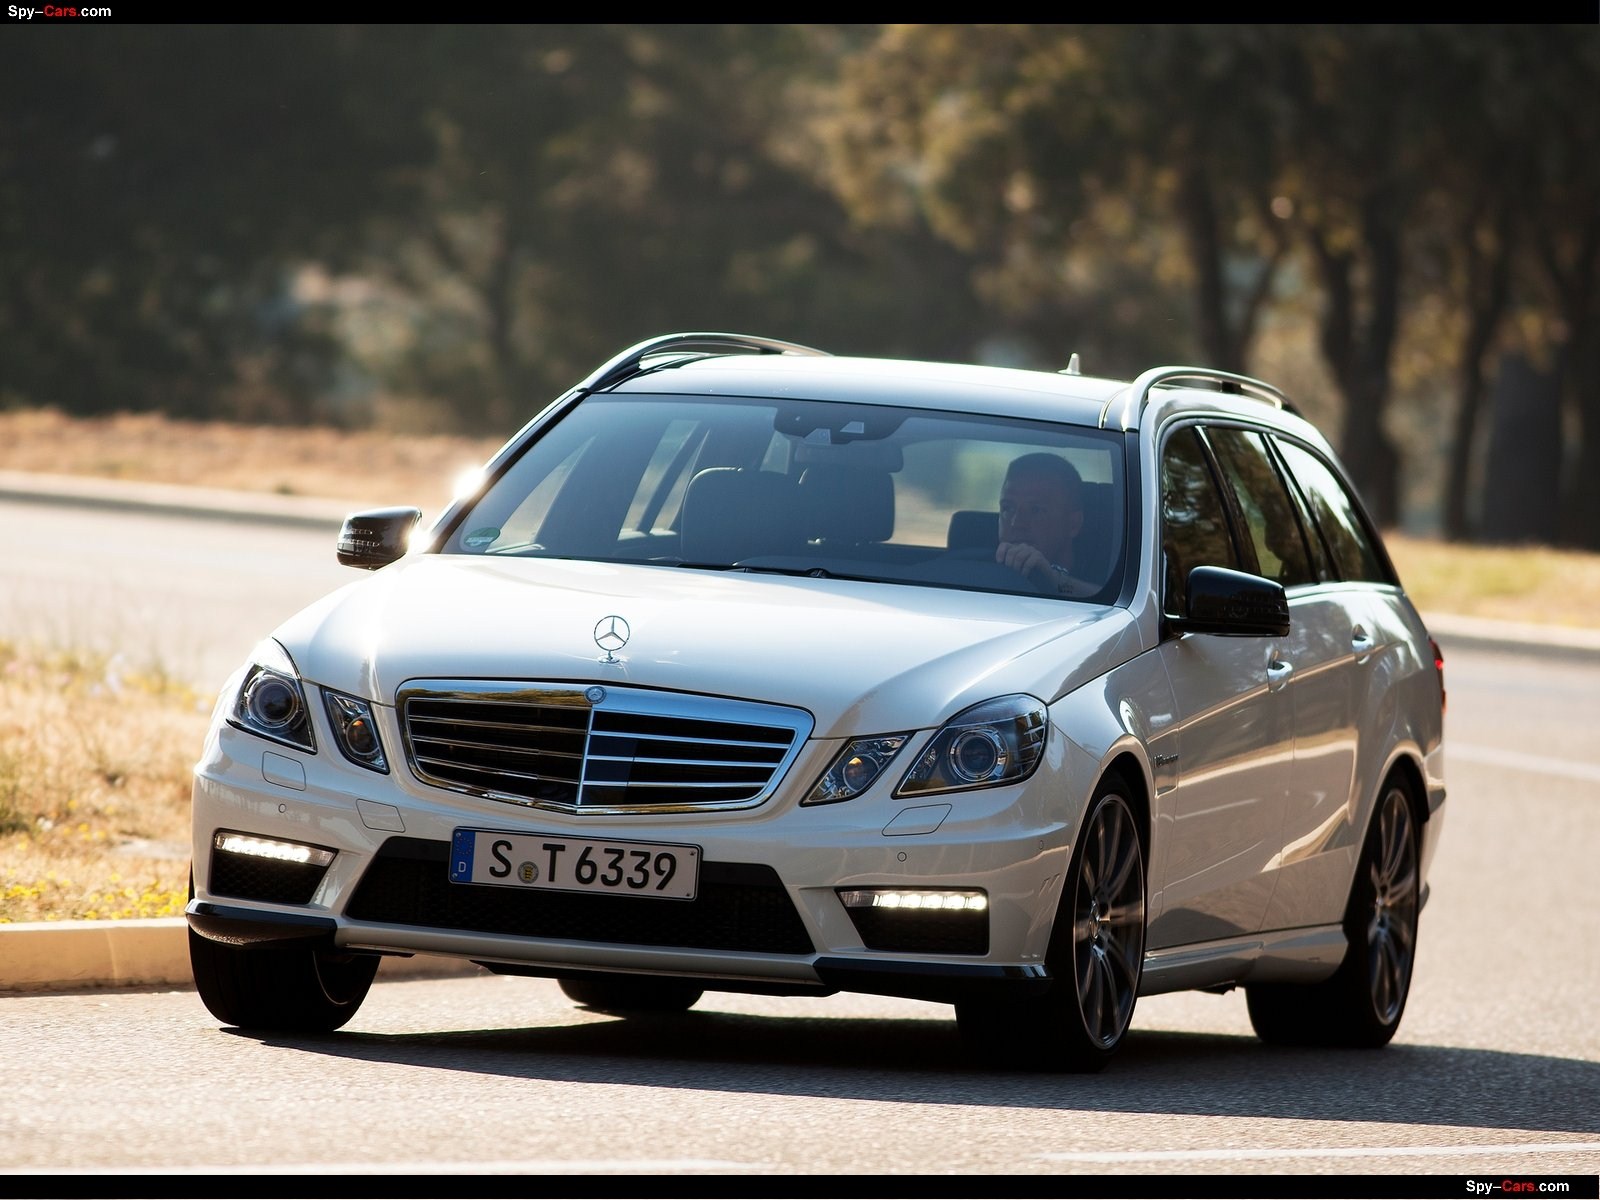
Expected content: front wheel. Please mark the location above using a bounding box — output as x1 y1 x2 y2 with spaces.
189 929 379 1033
1246 775 1421 1048
957 773 1147 1072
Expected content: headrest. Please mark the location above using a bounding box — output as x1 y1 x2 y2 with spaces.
947 510 998 551
680 467 798 562
798 465 895 544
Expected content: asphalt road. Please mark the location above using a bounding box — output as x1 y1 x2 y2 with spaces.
2 477 1599 1183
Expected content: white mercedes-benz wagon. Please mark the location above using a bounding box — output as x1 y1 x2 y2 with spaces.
188 333 1446 1071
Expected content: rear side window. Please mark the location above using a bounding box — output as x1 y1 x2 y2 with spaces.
1274 439 1392 585
1161 426 1239 617
1205 427 1317 588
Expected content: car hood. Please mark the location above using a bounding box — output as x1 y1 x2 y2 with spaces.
270 554 1144 738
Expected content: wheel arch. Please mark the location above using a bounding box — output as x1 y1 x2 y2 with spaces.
1100 748 1152 866
1380 748 1429 829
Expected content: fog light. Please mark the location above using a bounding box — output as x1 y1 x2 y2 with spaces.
214 832 335 868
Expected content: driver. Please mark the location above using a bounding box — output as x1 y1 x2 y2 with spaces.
997 452 1094 597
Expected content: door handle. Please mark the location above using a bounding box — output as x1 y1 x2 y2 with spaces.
1266 657 1293 691
1352 625 1375 656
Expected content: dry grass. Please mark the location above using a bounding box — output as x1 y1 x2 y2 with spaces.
0 639 208 923
0 407 504 516
1385 533 1600 629
2 406 1597 924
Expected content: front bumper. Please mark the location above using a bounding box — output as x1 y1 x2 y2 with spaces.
189 718 1077 1006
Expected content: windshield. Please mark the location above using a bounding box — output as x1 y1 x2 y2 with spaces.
441 393 1128 603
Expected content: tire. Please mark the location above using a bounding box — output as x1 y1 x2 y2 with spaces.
1246 774 1421 1048
559 976 704 1016
189 929 379 1033
957 773 1147 1072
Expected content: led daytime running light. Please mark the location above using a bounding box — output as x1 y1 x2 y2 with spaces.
214 832 334 868
838 888 987 912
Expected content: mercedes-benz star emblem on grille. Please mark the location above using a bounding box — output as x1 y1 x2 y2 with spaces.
594 615 631 663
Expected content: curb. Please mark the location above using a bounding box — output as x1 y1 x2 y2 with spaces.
1422 612 1600 663
0 918 479 994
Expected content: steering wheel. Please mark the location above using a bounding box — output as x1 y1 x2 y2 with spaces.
923 545 1048 592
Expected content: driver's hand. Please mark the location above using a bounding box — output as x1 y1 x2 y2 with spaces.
996 541 1052 585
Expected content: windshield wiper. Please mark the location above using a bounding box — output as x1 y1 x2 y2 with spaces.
672 561 844 579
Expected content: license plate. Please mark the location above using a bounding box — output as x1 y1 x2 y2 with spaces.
449 828 700 900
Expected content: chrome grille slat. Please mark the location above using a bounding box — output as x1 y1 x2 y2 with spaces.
398 680 812 814
584 778 773 790
584 754 781 769
412 756 582 787
412 735 585 760
409 715 589 736
588 729 788 749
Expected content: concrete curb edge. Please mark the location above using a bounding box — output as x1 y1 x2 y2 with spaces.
0 917 478 995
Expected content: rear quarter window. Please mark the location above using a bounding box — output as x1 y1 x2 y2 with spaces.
1273 438 1394 585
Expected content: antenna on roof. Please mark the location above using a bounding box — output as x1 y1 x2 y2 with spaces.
1060 353 1082 376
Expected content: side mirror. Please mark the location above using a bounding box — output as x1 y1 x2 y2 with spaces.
1170 565 1290 637
337 507 423 570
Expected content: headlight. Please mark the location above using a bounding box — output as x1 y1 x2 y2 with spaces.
323 690 389 773
228 639 315 753
803 733 913 805
895 695 1047 797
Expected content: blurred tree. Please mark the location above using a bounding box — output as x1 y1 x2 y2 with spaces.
355 24 990 433
0 26 429 422
812 25 1291 376
812 23 1597 534
1532 32 1600 549
4 23 1595 546
1392 25 1599 545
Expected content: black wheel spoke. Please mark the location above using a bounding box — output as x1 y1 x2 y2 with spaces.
1364 789 1419 1024
1070 789 1145 1053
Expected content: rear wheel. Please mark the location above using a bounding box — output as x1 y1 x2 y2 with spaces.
1247 774 1421 1048
559 976 704 1016
957 772 1146 1072
189 928 379 1033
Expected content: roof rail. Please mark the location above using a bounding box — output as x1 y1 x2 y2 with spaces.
1098 365 1294 429
578 332 831 394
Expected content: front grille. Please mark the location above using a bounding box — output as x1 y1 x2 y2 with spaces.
398 681 811 814
345 837 814 956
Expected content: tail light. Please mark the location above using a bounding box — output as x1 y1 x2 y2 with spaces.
1429 636 1446 714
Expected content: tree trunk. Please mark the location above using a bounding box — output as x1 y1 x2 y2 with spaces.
1176 158 1240 374
1306 194 1406 528
1443 202 1514 542
1544 214 1600 549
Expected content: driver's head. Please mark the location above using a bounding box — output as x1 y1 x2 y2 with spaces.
999 453 1084 567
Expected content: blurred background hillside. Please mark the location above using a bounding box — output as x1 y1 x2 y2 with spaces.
4 24 1597 545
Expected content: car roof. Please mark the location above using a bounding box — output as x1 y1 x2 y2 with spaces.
579 334 1324 448
603 348 1317 441
605 352 1124 428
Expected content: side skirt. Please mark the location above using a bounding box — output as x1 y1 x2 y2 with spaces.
1139 924 1346 996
